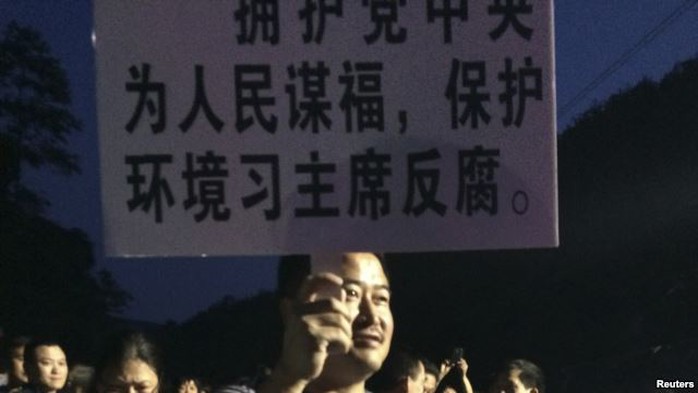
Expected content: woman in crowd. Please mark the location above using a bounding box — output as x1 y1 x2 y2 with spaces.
94 331 161 393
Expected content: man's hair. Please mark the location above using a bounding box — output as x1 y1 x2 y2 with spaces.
505 359 545 393
277 253 389 300
368 349 422 392
176 376 202 389
24 337 66 371
422 358 439 378
277 254 311 299
95 330 162 383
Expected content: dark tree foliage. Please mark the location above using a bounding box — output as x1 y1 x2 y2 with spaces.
0 21 81 211
386 57 698 392
161 292 281 388
0 199 132 361
0 21 131 362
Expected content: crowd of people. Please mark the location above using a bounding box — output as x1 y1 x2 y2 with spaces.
1 253 545 393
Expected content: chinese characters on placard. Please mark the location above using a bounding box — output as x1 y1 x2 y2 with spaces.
125 147 501 223
121 0 541 224
233 0 532 45
126 58 542 135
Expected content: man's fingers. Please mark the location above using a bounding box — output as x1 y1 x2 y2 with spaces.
286 312 352 355
287 274 354 358
307 325 352 354
295 297 351 321
300 306 352 333
297 273 344 303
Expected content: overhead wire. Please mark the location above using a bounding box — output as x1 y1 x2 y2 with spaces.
559 0 698 120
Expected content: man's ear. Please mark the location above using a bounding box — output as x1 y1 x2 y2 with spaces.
529 388 539 393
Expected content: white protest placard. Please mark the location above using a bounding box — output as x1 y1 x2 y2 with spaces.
94 0 558 256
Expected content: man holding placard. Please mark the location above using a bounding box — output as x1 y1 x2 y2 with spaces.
262 253 393 393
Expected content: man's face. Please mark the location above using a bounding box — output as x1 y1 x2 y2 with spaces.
9 345 28 384
423 372 437 393
407 361 426 393
28 345 68 392
489 369 535 393
318 252 394 378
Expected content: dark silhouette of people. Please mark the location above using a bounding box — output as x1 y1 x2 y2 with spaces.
434 357 472 393
487 359 544 393
1 336 31 393
368 349 425 393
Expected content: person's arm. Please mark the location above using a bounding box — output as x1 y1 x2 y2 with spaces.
455 358 473 393
438 360 452 383
259 274 352 393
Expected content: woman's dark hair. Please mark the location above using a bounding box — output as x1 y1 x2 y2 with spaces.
505 359 545 393
95 331 162 383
